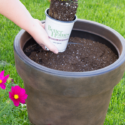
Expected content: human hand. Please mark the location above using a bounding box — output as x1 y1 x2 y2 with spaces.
0 0 58 53
27 19 58 54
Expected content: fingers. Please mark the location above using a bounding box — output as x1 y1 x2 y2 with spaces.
32 19 58 54
34 19 43 27
35 19 45 28
39 39 58 54
44 42 58 54
40 44 46 50
41 23 45 29
39 21 45 29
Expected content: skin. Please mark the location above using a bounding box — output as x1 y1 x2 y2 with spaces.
0 0 58 54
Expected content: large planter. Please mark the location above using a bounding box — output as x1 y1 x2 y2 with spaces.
14 19 125 125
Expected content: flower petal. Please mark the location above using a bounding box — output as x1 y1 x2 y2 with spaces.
10 86 15 95
13 100 20 107
18 88 28 104
20 88 26 96
0 70 4 79
9 92 13 99
23 94 28 99
0 84 6 89
11 86 21 95
2 74 9 84
20 99 26 104
11 86 14 92
14 86 21 94
19 94 28 103
9 92 17 103
4 74 9 79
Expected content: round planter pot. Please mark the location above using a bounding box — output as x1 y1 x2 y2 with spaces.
14 19 125 125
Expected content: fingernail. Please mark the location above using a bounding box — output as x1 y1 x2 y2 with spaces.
54 50 58 54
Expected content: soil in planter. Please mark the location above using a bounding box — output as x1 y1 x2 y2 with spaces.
49 0 78 21
23 37 118 72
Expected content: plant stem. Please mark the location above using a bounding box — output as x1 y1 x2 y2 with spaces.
0 103 9 114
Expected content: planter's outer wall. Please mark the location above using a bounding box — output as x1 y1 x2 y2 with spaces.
14 19 125 125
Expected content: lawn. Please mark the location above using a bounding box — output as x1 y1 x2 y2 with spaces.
0 0 125 124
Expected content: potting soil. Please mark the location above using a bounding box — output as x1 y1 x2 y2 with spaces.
49 0 78 21
23 37 118 72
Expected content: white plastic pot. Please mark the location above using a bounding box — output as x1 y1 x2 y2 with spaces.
45 8 77 52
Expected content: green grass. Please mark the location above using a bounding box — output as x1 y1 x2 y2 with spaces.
0 0 125 124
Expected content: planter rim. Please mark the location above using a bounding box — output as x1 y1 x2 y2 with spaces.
45 8 77 23
14 19 125 77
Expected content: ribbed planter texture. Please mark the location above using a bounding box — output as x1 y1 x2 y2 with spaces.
14 19 125 125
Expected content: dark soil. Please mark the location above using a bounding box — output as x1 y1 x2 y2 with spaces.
23 37 118 72
49 0 78 21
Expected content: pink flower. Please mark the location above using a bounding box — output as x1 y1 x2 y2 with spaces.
9 86 28 107
0 70 9 89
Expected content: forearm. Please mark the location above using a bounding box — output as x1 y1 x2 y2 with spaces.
0 0 35 32
0 0 58 54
